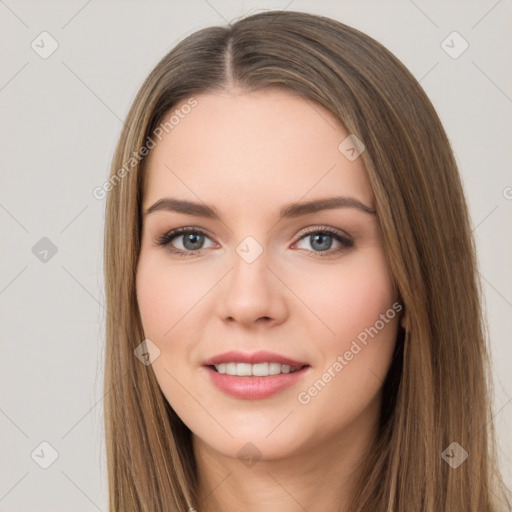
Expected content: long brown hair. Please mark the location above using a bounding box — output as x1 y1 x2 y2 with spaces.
102 10 511 511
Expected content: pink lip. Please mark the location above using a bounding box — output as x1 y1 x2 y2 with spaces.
202 350 311 400
202 350 308 367
203 365 311 400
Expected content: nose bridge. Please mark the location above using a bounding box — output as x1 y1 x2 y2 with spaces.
217 233 287 325
230 233 272 298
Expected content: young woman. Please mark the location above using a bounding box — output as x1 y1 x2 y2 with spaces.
102 10 511 512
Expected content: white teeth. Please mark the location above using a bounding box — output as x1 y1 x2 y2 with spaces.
252 362 269 376
236 363 252 376
269 362 281 375
213 362 301 377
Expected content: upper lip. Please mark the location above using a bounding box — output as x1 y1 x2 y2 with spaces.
203 350 309 367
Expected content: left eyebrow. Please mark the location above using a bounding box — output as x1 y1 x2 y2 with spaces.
143 195 376 220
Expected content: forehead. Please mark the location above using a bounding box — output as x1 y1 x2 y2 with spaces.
143 89 374 212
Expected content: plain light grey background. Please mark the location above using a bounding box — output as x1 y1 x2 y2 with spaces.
0 1 511 510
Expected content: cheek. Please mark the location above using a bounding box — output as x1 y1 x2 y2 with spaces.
135 255 197 404
136 264 169 339
136 252 199 340
295 250 397 346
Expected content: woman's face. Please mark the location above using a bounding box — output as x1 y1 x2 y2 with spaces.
136 88 401 462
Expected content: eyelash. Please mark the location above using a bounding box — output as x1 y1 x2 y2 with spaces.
154 226 354 258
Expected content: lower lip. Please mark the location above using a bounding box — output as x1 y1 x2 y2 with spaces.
203 365 311 400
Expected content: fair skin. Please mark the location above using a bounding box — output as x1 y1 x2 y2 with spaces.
136 87 402 512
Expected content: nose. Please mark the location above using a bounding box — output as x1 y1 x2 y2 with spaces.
216 244 289 329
